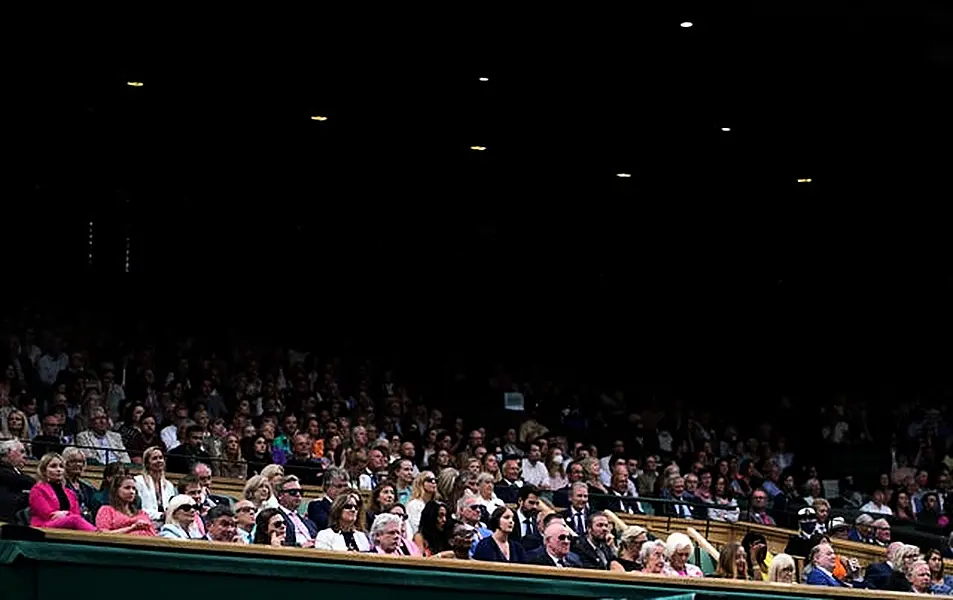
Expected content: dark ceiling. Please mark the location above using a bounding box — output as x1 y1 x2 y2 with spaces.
15 7 953 366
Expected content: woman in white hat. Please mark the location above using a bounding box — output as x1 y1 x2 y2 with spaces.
158 494 204 539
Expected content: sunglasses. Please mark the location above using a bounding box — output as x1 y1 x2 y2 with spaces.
424 477 437 483
179 504 201 512
392 513 408 520
556 534 571 542
237 507 256 513
284 489 303 496
270 521 287 529
342 504 358 511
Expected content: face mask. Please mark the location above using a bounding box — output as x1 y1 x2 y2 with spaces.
800 520 816 536
551 454 563 465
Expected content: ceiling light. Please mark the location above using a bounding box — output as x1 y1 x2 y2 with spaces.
797 178 812 183
470 146 486 151
721 127 731 132
680 22 693 28
311 116 328 121
126 81 144 87
478 77 489 82
616 173 632 178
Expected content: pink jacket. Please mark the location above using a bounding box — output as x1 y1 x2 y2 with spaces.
29 481 82 527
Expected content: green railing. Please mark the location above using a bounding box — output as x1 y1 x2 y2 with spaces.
0 530 909 600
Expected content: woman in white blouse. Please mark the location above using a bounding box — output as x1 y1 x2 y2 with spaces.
315 492 371 552
474 472 505 515
134 446 176 524
405 470 438 536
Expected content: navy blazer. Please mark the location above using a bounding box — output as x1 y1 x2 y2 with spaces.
863 561 892 589
529 551 583 568
307 497 332 531
281 508 318 547
472 536 527 564
805 568 848 587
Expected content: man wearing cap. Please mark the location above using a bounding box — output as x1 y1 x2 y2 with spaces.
784 507 822 557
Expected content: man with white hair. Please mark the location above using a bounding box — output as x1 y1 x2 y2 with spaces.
906 559 931 594
0 440 34 522
863 541 903 589
530 521 582 567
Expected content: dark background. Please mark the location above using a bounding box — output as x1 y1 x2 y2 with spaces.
12 5 953 375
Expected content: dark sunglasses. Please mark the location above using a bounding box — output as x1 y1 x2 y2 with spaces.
342 504 358 511
284 489 303 496
392 513 408 520
270 521 287 529
424 477 437 483
179 504 201 512
556 534 571 542
236 507 256 513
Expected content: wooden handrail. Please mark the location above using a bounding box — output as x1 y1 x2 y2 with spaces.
10 528 916 599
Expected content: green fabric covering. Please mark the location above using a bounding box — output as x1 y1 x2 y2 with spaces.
0 538 851 600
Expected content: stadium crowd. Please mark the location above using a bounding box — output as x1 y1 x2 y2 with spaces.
1 324 952 594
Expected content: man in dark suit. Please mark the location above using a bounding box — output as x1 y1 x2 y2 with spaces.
571 511 622 570
559 482 591 536
494 457 524 505
553 462 586 508
863 542 902 589
529 521 583 568
275 475 318 547
0 440 34 523
509 484 541 545
307 467 351 530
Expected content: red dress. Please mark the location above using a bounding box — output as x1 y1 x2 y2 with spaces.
95 505 157 536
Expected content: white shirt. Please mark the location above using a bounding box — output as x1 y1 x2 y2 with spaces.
521 459 549 487
134 474 177 521
161 425 180 451
859 501 893 515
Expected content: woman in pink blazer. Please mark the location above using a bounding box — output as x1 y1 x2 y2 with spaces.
29 452 97 531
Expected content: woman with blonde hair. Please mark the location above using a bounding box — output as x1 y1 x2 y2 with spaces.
28 453 97 530
158 494 202 539
767 553 796 583
714 542 749 580
406 470 439 535
243 474 277 509
2 409 31 452
134 446 176 524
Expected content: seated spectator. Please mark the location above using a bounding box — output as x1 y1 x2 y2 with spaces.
848 514 875 543
741 532 773 580
661 532 703 578
204 505 241 543
125 414 166 464
473 472 505 516
714 542 749 580
406 470 439 536
413 500 452 557
859 488 892 515
95 474 155 535
561 482 593 536
473 506 527 564
166 424 211 474
358 447 388 491
158 494 204 539
243 474 278 510
75 408 130 465
767 553 796 583
0 439 33 523
29 414 67 458
887 544 924 592
870 518 891 546
89 463 133 519
529 521 582 567
252 507 287 546
370 513 407 555
746 488 776 525
445 522 476 560
614 526 648 571
61 447 96 523
315 492 370 552
637 539 666 575
380 503 423 555
233 499 256 543
28 453 96 531
494 457 524 505
456 493 492 553
212 433 246 479
242 435 273 476
804 542 867 588
366 480 396 528
926 548 953 594
308 467 351 530
891 490 916 521
571 511 621 570
134 446 176 524
553 462 585 508
283 433 324 486
918 491 949 527
706 475 740 522
907 559 932 595
192 462 230 510
275 475 317 547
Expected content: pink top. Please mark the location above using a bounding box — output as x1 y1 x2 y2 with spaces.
95 505 157 536
29 481 82 527
662 563 704 578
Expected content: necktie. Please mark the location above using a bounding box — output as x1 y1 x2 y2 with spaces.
575 512 585 535
558 558 566 567
525 518 535 536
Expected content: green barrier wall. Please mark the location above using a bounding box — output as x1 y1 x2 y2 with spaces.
0 538 865 600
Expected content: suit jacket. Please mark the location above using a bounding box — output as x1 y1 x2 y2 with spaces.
572 535 617 570
74 430 131 464
560 507 591 536
0 463 35 522
29 481 82 527
509 509 538 544
529 551 583 568
307 497 332 531
805 568 849 587
603 489 642 515
281 507 318 546
863 561 892 590
494 480 522 505
472 536 527 563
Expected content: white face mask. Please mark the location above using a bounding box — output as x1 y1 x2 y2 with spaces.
551 454 564 465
